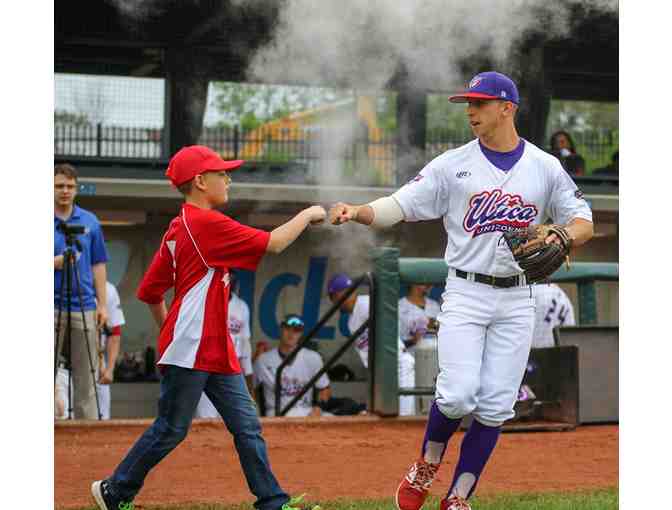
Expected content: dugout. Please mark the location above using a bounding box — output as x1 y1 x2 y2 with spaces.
368 247 618 427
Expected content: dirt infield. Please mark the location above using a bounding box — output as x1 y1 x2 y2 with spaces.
55 417 618 509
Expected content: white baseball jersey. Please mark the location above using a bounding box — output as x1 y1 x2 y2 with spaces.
348 295 371 368
228 293 253 376
398 297 441 343
391 138 592 427
96 281 126 420
348 294 416 415
392 139 593 276
531 283 575 348
194 292 253 419
253 348 330 417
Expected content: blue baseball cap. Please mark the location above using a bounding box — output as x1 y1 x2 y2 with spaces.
449 71 519 105
327 273 353 294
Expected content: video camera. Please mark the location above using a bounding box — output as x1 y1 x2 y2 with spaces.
57 223 86 235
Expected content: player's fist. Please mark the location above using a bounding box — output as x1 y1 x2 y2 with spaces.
329 202 358 225
304 205 326 225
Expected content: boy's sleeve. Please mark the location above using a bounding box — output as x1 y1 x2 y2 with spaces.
201 215 270 271
137 239 175 304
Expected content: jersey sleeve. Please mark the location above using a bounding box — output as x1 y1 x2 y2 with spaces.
136 237 175 304
309 353 330 390
546 162 593 225
253 355 273 388
89 219 109 265
199 214 270 271
105 284 126 328
392 160 450 221
240 301 252 343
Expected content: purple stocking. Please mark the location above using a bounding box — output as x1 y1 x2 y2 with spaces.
420 402 462 463
448 419 501 499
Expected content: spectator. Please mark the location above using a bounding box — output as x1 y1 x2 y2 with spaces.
253 314 331 417
593 150 618 177
96 281 126 420
327 273 416 416
531 283 576 349
54 163 108 419
549 130 586 176
195 271 254 418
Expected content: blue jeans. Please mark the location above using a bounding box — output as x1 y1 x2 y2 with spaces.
109 365 289 510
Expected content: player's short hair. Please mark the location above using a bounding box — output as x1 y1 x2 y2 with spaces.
176 179 194 196
54 163 78 181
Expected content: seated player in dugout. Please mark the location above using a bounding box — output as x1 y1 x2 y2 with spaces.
326 273 370 368
253 314 331 417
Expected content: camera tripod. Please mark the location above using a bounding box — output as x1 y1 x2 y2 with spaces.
54 222 102 420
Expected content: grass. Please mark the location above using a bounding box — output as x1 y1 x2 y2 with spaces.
72 487 618 510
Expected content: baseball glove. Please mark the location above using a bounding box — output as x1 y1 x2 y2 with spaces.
503 224 573 283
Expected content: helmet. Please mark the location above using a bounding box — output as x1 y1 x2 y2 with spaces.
327 273 353 294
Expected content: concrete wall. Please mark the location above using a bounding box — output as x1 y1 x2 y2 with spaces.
100 212 618 383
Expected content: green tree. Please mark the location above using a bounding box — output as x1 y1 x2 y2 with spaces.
212 82 353 129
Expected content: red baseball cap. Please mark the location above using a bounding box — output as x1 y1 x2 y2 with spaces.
165 145 244 186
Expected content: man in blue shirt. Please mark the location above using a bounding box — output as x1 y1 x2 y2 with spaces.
54 163 109 419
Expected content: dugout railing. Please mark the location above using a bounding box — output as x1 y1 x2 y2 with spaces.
368 247 619 419
274 273 376 417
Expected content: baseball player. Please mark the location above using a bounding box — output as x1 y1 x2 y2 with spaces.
399 284 441 351
253 314 331 417
91 145 324 510
327 274 416 416
96 281 126 420
328 72 594 510
531 283 575 348
195 271 254 418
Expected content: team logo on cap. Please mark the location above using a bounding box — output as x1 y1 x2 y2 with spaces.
469 76 483 89
462 189 538 237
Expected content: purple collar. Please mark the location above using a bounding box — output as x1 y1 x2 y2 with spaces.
479 139 525 172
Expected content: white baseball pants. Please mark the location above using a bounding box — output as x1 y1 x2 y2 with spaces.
434 275 535 426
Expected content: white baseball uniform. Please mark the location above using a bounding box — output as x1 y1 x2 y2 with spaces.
392 139 592 426
96 281 126 420
195 292 253 418
348 295 371 368
398 296 441 347
531 283 575 348
253 348 330 417
350 294 417 415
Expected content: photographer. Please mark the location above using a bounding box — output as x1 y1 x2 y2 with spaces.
54 163 108 419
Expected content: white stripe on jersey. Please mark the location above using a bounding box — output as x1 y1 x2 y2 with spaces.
159 268 215 368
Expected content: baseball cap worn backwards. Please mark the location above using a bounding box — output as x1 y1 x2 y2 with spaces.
166 145 244 186
449 71 520 105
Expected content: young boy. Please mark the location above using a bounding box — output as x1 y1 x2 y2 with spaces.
91 145 325 510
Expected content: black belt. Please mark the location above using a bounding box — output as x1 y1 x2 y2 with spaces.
455 269 525 288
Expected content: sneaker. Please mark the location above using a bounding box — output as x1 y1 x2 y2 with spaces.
440 494 472 510
91 479 134 510
395 459 440 510
281 493 321 510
